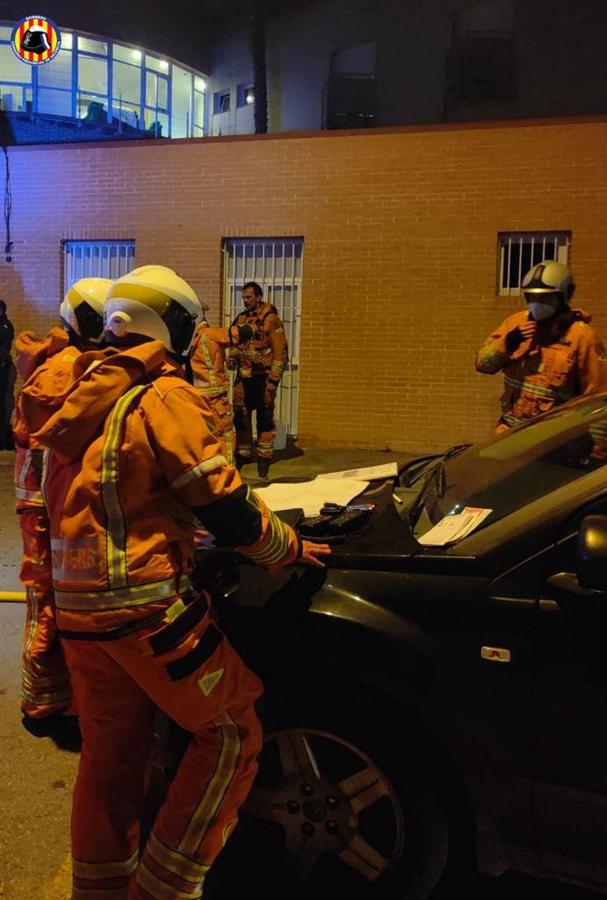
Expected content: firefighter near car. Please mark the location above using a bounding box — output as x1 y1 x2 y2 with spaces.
21 264 330 900
231 281 288 480
476 260 607 432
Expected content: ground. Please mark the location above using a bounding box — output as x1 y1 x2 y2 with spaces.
0 449 600 899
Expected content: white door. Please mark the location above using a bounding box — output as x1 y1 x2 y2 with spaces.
222 238 303 437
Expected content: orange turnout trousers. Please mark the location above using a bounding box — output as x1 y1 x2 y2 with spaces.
13 327 76 717
63 608 262 900
24 339 302 899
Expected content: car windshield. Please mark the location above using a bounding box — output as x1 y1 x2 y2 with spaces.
412 391 607 540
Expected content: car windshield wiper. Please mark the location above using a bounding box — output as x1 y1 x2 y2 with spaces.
406 444 472 527
404 444 472 489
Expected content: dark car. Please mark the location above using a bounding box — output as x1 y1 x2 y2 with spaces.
195 392 607 899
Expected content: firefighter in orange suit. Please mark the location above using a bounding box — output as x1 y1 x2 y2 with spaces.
231 281 288 480
476 261 607 433
22 265 330 900
13 277 111 727
190 317 252 465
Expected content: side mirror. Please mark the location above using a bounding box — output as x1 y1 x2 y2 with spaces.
577 515 607 592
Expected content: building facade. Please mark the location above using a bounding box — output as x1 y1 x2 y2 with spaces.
208 0 607 136
2 117 606 452
0 21 208 141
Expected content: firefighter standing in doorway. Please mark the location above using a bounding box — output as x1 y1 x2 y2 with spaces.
23 265 330 900
231 281 288 480
14 277 111 730
476 261 607 432
190 315 252 466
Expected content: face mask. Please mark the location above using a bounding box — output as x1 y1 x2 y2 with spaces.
528 301 556 322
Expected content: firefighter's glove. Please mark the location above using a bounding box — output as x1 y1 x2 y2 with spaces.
265 380 278 405
505 327 524 353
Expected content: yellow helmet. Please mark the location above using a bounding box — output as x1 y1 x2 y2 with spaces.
105 265 208 358
522 261 572 299
59 277 112 344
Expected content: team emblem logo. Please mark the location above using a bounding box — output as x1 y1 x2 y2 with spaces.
11 15 61 65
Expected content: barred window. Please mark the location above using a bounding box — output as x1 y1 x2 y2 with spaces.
498 232 570 296
64 240 134 290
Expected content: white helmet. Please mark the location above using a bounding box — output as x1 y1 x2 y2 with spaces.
522 261 572 299
59 277 112 344
104 265 208 358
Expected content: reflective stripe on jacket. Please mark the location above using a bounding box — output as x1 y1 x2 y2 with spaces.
26 341 300 634
13 327 76 511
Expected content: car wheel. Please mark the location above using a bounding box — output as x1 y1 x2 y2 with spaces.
208 691 458 899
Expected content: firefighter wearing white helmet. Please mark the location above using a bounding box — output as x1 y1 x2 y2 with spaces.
59 276 111 346
12 276 112 731
22 264 330 898
105 264 207 359
476 260 607 432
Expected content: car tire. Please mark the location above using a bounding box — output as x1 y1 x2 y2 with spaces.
207 677 469 900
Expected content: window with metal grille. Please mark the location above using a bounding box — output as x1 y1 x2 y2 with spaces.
497 232 570 295
63 240 135 292
222 238 303 437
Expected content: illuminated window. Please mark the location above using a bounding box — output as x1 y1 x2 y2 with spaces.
237 85 254 107
113 60 141 106
145 70 168 109
214 90 230 114
78 55 108 95
77 35 107 56
0 44 32 83
146 54 168 73
64 240 135 289
193 89 204 134
61 31 73 50
113 43 141 65
172 65 192 138
498 232 570 296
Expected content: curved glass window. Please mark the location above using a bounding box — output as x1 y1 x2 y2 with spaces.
0 20 207 138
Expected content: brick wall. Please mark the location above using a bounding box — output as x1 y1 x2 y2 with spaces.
2 118 607 452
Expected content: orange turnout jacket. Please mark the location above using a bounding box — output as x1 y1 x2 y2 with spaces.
232 302 288 383
13 327 76 509
25 340 301 636
13 326 78 717
190 324 233 397
476 307 607 428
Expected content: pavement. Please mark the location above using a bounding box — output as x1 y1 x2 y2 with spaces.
0 447 600 899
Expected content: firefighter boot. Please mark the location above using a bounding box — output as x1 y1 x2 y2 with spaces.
257 458 270 480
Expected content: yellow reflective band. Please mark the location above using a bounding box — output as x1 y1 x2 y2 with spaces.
21 667 69 688
100 384 147 589
15 486 45 504
40 448 50 509
137 860 203 900
178 713 241 857
170 455 227 490
147 832 209 883
55 575 192 611
73 848 139 880
199 331 219 391
165 598 187 622
198 668 224 696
